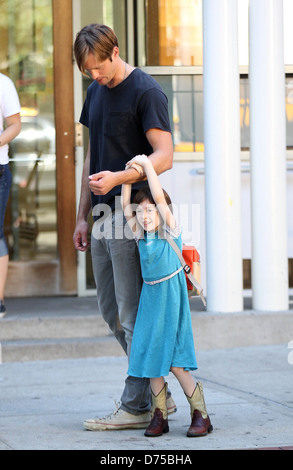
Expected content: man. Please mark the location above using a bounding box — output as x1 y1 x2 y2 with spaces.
73 24 174 431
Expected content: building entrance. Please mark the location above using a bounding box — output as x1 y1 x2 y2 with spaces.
1 0 76 296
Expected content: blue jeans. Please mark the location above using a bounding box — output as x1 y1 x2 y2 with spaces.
91 210 150 414
0 164 12 257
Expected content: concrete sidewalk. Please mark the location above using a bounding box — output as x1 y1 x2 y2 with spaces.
0 344 292 450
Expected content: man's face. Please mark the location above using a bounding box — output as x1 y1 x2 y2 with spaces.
84 49 118 87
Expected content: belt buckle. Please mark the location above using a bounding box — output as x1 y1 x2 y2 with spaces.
183 264 191 274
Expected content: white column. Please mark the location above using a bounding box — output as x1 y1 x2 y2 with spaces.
203 0 243 312
249 0 288 311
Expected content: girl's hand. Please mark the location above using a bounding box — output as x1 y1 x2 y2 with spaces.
132 154 149 167
126 154 149 170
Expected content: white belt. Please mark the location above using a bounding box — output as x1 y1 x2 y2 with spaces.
144 267 183 285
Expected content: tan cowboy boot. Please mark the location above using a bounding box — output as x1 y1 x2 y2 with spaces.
186 381 213 437
144 383 169 437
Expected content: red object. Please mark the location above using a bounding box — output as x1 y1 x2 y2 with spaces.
182 245 200 291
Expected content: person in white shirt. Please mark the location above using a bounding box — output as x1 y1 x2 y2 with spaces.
0 73 21 318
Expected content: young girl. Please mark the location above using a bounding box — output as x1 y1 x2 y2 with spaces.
121 155 213 438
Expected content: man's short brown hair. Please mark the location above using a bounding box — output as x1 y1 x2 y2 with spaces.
74 24 119 74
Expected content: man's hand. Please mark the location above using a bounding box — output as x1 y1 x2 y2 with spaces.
73 220 90 252
89 171 118 195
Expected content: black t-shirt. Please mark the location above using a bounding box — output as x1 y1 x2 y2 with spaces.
80 68 172 212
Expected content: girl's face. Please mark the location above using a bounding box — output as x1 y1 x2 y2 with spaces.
136 199 160 232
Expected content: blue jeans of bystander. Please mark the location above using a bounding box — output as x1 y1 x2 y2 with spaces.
0 164 12 257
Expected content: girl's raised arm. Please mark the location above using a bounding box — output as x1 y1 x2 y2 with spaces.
121 183 141 236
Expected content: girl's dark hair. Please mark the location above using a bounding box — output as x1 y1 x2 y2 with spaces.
133 187 173 212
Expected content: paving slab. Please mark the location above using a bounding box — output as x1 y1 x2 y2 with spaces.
0 344 292 451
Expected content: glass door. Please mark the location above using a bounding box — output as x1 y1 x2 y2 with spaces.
1 0 76 296
73 0 128 295
2 0 56 261
72 0 204 294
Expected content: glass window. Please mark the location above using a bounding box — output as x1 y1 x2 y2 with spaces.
145 0 203 66
154 75 204 152
286 76 293 147
240 75 293 150
143 1 293 154
153 74 293 154
0 0 56 261
76 0 128 290
79 0 127 60
240 76 250 150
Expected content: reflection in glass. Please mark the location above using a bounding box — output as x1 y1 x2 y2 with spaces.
286 77 293 148
154 75 293 153
0 0 56 261
240 76 293 150
154 75 204 152
78 0 127 289
146 0 203 66
240 77 250 150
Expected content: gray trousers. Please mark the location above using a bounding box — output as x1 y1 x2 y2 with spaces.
91 209 150 414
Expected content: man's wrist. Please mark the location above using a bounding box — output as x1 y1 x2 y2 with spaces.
120 166 144 183
128 162 145 177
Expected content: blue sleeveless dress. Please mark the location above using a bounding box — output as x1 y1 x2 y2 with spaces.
127 228 197 378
